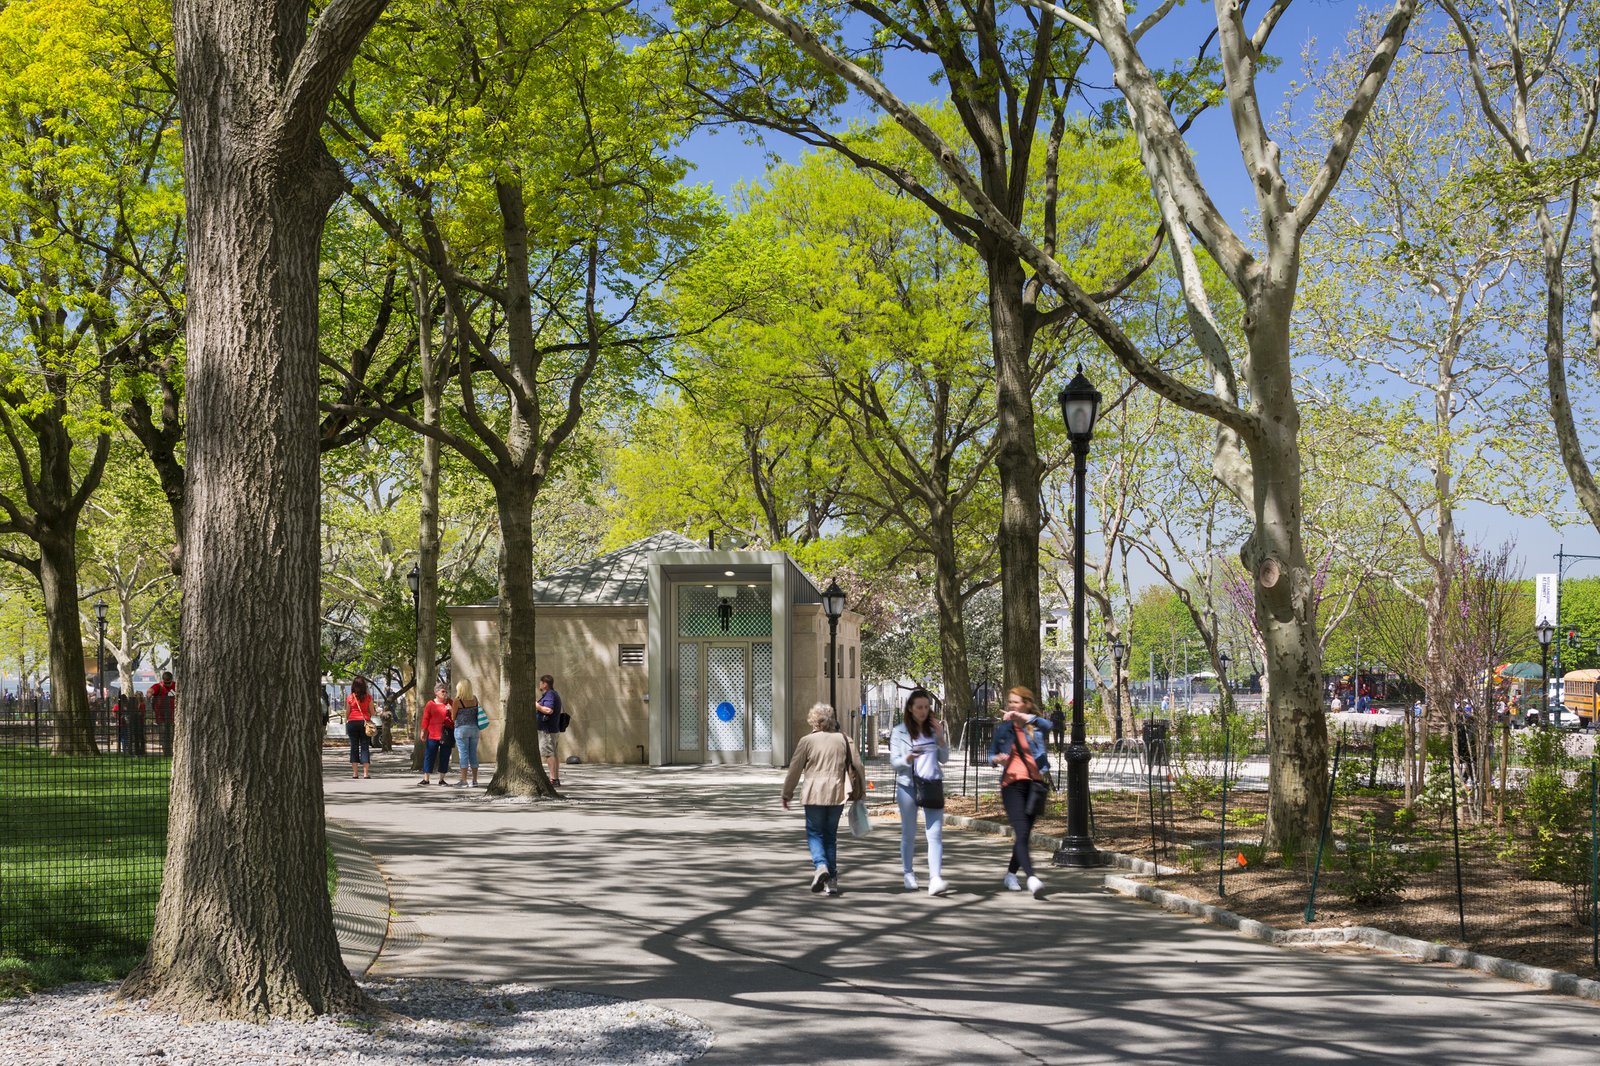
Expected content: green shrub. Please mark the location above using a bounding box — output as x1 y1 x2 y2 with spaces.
1335 811 1411 906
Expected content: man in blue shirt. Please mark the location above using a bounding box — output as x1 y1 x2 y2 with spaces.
537 674 564 787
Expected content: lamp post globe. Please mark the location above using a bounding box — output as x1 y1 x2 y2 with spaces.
822 579 846 714
1110 637 1126 742
1053 366 1104 868
1537 622 1554 725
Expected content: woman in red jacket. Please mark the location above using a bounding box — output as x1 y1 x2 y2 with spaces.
418 683 453 786
346 676 374 780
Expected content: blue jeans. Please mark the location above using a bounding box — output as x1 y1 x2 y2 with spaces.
803 804 843 877
424 738 450 774
346 720 370 764
896 782 944 879
454 724 480 770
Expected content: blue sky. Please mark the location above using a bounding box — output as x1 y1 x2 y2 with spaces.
673 3 1589 586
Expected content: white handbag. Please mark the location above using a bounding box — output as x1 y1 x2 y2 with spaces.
848 798 871 837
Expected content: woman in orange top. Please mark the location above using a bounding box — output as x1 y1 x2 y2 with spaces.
346 676 374 780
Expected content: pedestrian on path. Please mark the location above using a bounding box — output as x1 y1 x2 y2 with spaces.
889 688 949 895
989 687 1052 899
782 702 866 897
453 680 483 788
419 683 453 786
149 671 174 756
346 676 375 780
537 674 563 787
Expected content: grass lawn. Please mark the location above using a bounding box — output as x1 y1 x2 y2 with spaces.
0 749 339 1000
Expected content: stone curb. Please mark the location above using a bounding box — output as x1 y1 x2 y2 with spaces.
326 819 391 977
1102 875 1600 1003
945 809 1600 1002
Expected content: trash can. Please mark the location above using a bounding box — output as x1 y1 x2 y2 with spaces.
1142 719 1170 767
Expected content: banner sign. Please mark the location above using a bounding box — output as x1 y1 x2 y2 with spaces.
1536 572 1558 626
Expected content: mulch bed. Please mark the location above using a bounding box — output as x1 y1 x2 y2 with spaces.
914 789 1600 979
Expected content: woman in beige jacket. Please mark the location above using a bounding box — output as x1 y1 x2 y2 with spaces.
782 703 867 896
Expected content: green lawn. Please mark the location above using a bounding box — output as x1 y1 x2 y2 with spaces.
0 750 338 1000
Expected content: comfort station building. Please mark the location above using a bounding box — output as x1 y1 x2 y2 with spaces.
445 533 863 767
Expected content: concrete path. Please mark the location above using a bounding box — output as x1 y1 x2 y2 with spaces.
324 753 1600 1065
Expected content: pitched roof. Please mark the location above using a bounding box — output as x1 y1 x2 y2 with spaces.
526 531 705 606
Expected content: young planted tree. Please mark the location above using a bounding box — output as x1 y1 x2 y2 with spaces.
123 0 390 1023
1293 21 1551 752
702 0 1419 846
671 0 1162 697
1436 5 1600 537
0 0 181 751
326 0 728 797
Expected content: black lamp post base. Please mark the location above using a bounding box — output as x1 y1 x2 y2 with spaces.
1051 837 1105 868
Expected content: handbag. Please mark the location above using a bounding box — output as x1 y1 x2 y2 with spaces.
848 798 871 837
557 710 571 733
363 721 378 738
1008 731 1048 817
912 774 945 809
477 707 490 730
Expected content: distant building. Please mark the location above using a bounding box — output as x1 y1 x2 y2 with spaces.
446 532 862 766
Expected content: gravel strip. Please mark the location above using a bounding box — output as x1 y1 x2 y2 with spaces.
0 978 713 1065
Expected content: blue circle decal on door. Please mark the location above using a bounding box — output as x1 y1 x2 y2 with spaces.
715 701 738 722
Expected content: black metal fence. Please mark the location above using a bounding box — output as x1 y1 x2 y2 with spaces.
0 698 170 965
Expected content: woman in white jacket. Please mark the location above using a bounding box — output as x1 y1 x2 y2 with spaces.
889 688 950 895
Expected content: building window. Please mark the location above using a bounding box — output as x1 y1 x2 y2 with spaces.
619 644 645 666
824 644 832 678
849 646 856 679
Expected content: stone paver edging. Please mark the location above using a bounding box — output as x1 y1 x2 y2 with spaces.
326 819 390 977
947 809 1600 1002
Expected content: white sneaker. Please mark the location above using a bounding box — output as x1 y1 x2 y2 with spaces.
903 872 918 891
1028 875 1045 898
811 865 829 893
1004 872 1022 891
928 876 949 896
825 878 841 896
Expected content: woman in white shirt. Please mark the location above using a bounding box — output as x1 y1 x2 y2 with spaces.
889 688 950 895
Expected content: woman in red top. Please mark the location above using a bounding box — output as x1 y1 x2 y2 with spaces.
346 676 374 780
418 683 453 786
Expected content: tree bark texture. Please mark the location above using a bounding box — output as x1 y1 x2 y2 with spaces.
930 509 974 722
485 486 555 798
38 530 96 753
122 0 384 1021
988 254 1043 697
412 275 443 772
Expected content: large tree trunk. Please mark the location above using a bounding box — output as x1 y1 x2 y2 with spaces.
1245 343 1328 853
929 510 973 723
989 254 1043 696
485 485 556 798
412 275 443 772
38 530 95 753
122 0 374 1021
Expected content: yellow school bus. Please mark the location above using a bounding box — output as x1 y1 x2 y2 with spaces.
1560 669 1600 727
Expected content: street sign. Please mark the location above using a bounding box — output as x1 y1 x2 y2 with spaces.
1536 572 1558 626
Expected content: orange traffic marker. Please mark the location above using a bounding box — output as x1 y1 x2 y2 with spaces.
867 781 875 789
1236 852 1249 867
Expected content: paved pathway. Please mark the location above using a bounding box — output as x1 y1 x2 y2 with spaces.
324 753 1600 1065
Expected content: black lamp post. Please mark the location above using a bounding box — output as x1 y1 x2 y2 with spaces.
1217 649 1232 895
1053 365 1104 868
93 599 107 749
1111 637 1126 742
822 579 846 713
1537 621 1554 726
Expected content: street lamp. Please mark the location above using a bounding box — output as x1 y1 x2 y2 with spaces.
1536 621 1555 726
1111 637 1126 743
1053 366 1104 868
1217 649 1232 896
407 563 422 768
93 598 107 750
822 578 846 713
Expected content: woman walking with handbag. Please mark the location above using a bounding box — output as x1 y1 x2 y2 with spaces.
889 688 949 895
345 676 375 780
418 683 452 786
989 687 1053 899
782 703 866 897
